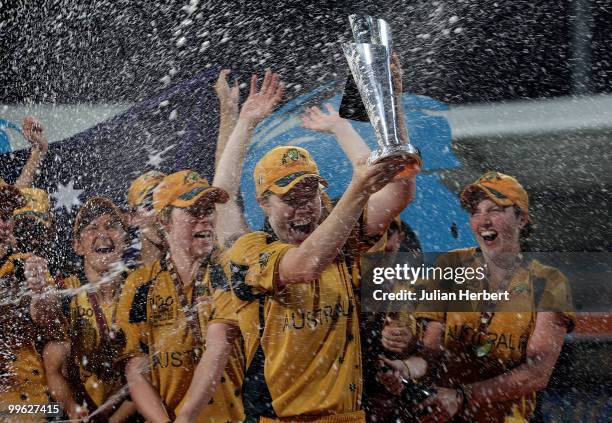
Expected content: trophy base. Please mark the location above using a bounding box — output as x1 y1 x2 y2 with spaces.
368 144 422 167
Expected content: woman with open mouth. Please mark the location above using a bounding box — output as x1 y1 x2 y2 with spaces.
117 169 248 423
378 172 575 423
222 140 419 422
43 197 139 422
117 68 285 423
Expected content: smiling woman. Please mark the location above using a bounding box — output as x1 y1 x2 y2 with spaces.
117 170 246 423
257 159 326 245
72 199 128 267
43 196 137 422
225 142 418 421
379 172 575 423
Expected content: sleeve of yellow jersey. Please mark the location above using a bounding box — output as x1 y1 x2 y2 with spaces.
114 265 156 365
535 264 576 333
226 231 293 298
208 252 240 327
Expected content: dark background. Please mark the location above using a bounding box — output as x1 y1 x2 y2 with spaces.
1 0 611 105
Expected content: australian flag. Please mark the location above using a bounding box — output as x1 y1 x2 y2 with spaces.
0 69 224 271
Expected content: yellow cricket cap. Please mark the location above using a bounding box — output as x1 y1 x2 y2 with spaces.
152 170 228 212
253 146 328 198
128 170 166 209
14 188 52 227
460 171 529 219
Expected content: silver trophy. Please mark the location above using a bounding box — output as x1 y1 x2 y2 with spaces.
342 15 420 165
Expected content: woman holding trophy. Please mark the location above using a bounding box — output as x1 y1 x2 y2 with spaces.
224 14 422 422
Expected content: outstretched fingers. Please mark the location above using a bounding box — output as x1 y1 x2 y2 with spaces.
273 80 285 104
260 69 273 95
300 113 312 127
324 103 336 114
249 74 258 96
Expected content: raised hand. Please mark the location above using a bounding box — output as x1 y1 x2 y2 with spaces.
22 116 48 153
350 155 406 197
300 104 344 133
239 69 285 126
215 69 239 114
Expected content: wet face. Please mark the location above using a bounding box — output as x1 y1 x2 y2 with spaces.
74 214 128 274
260 178 322 244
469 198 526 259
161 201 216 260
130 204 163 246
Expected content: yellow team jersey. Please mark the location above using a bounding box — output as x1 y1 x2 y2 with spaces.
423 248 575 423
117 257 245 422
61 272 130 410
226 221 386 421
0 252 55 422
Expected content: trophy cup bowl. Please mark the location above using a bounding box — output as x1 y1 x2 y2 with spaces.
342 42 421 165
348 14 392 47
342 15 421 167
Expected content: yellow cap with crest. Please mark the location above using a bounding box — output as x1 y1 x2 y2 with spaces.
253 146 328 198
14 188 52 227
460 171 529 219
152 170 229 212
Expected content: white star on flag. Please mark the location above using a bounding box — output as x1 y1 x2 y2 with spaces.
51 180 84 211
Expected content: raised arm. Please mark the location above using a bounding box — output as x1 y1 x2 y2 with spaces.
301 103 419 239
301 103 370 164
15 116 48 188
278 157 404 285
213 70 285 246
458 313 567 410
214 70 240 169
174 323 239 423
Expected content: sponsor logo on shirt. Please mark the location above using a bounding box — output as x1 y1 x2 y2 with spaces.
150 295 175 326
